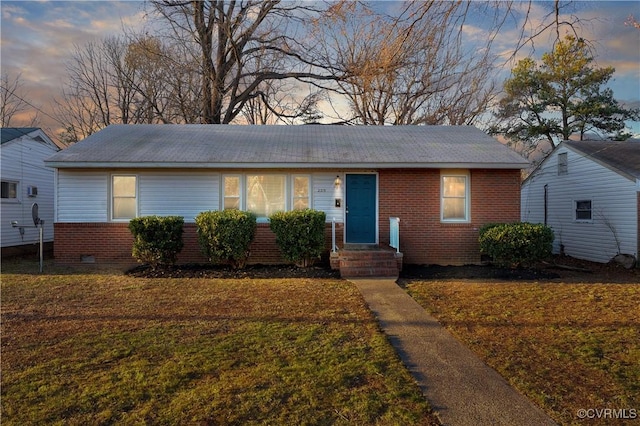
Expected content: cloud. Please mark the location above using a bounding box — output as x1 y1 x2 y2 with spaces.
1 1 637 138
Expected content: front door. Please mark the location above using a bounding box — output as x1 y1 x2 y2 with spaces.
345 174 377 244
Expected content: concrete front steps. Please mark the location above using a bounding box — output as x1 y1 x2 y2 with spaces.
331 245 403 278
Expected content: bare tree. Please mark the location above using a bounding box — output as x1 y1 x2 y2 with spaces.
1 72 39 127
313 1 587 127
310 2 508 125
150 0 340 124
54 34 205 143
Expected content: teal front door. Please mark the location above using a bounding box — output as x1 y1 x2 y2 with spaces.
345 174 377 244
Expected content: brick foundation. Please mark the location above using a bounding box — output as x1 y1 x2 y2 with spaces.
54 222 344 268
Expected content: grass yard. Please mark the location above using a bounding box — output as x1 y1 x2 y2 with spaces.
404 277 640 426
1 261 437 425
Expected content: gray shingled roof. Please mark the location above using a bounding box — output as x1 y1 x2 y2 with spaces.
45 124 529 169
565 140 640 180
1 127 41 144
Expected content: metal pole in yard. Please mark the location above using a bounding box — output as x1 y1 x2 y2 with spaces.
39 222 44 273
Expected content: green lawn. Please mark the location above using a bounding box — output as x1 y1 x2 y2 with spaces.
2 262 437 425
405 279 640 426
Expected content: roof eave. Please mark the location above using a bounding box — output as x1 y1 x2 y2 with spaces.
564 143 639 182
45 161 529 170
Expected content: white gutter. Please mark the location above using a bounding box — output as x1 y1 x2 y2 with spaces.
45 161 530 170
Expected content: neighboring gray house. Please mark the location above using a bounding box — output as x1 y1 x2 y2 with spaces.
45 124 528 273
521 140 640 264
1 128 59 256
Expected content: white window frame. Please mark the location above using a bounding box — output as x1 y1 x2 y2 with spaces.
1 180 20 203
222 174 243 211
441 170 470 223
221 173 315 220
574 199 592 222
111 174 138 221
291 174 311 210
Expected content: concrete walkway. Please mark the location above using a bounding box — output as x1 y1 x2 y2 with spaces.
350 278 557 426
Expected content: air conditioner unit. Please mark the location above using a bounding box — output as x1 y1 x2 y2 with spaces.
27 186 38 197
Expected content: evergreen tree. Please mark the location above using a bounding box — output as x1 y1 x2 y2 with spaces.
493 35 638 153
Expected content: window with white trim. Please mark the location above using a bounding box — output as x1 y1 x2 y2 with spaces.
1 181 18 200
112 175 137 220
441 172 470 222
292 175 310 210
575 200 592 221
222 174 313 217
223 175 241 210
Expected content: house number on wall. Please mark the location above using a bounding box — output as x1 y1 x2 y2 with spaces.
317 189 327 193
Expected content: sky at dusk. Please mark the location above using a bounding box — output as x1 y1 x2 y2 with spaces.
1 0 639 139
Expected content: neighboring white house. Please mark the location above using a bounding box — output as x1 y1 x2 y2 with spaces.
1 128 59 255
521 140 640 263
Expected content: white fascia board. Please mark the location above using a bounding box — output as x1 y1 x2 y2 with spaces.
45 161 530 170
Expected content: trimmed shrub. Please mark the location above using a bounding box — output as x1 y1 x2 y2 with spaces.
479 222 554 268
129 216 184 268
195 210 257 269
269 209 326 267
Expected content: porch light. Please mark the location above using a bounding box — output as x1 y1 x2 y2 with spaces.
334 175 342 188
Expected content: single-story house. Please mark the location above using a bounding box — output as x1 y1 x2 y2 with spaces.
45 124 528 273
1 128 59 257
521 140 640 264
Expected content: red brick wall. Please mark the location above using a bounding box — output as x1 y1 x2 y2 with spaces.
54 222 344 268
54 223 135 266
53 168 520 268
378 169 522 265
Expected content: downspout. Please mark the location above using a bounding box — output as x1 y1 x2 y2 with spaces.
544 184 548 226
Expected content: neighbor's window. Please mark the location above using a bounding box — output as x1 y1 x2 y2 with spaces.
223 175 241 210
441 172 469 222
575 200 592 221
558 152 568 175
246 175 285 217
1 181 18 200
112 175 137 220
292 175 310 210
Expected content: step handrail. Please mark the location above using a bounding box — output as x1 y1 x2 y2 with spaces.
389 217 400 253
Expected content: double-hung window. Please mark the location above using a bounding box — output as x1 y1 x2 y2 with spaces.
223 175 241 210
112 175 137 220
441 171 470 222
575 200 592 221
292 175 310 210
1 181 18 201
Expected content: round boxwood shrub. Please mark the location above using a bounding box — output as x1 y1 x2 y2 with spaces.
195 210 257 269
129 215 184 269
479 222 554 268
269 209 326 267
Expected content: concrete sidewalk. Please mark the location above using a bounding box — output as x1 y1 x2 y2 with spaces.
351 278 557 426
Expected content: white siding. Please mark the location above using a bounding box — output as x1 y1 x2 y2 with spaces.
56 170 220 223
56 170 108 222
522 146 638 263
1 138 58 247
312 172 344 222
54 170 349 225
139 171 219 222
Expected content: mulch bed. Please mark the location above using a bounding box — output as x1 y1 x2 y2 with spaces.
126 263 342 279
127 254 638 283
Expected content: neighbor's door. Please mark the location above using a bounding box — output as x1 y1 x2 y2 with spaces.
345 174 377 244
